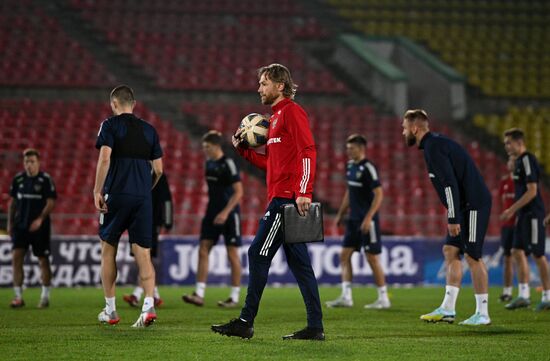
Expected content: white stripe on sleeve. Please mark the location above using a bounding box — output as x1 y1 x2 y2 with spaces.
299 158 310 194
226 158 238 176
365 162 378 181
522 155 532 176
445 186 455 219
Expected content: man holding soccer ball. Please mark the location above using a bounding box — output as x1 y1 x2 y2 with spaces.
211 63 324 340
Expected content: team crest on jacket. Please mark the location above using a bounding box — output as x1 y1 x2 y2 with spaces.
271 117 278 129
34 184 42 192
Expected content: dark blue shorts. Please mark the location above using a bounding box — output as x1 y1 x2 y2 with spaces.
513 212 546 257
343 218 382 254
500 226 514 256
12 221 51 257
99 194 152 248
446 205 491 260
200 211 242 247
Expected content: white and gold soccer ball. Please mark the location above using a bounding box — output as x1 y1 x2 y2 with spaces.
238 113 270 148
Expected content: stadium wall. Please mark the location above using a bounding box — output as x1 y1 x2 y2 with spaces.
1 236 548 288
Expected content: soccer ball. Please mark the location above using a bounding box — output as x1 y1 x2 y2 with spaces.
239 113 270 148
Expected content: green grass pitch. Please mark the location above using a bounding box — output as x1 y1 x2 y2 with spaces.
1 286 549 361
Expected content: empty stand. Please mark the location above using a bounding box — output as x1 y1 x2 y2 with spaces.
0 0 115 87
68 0 348 93
328 0 550 99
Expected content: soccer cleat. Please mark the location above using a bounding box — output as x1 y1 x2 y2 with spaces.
98 308 120 325
498 294 513 303
37 298 49 309
364 299 391 309
217 298 239 308
182 292 204 307
505 297 531 310
211 318 254 339
459 313 491 326
420 307 456 323
325 296 353 308
10 298 25 308
282 327 325 341
154 297 163 308
534 301 550 312
131 307 157 328
123 294 139 308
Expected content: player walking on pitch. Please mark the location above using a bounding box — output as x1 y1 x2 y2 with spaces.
403 109 492 326
182 130 243 308
501 128 550 311
326 134 390 309
211 63 324 340
94 85 163 327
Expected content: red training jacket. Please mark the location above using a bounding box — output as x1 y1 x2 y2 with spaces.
499 174 516 227
238 98 316 202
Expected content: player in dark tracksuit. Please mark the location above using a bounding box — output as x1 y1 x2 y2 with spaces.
8 148 56 309
93 85 163 327
182 130 243 308
403 109 492 326
501 128 550 311
212 64 324 340
326 134 390 309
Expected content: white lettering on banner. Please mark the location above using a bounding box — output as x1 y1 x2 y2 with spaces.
56 265 73 286
166 243 420 281
389 246 418 276
0 243 12 262
169 244 194 281
59 242 76 261
308 245 326 276
270 251 287 275
0 266 12 284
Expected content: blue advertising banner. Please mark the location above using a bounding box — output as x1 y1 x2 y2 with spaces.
1 235 548 287
160 236 425 286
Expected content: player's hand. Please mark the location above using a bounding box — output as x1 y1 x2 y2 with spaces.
214 211 228 225
94 192 108 213
232 128 245 148
360 216 372 234
29 217 43 232
448 223 461 237
544 214 550 227
500 208 514 221
296 196 311 217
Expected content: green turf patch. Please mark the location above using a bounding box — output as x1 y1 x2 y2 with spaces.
1 286 548 360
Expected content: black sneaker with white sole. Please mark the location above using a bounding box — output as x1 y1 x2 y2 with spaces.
211 318 254 339
282 327 325 341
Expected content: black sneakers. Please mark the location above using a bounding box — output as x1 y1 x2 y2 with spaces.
282 327 325 341
211 318 254 339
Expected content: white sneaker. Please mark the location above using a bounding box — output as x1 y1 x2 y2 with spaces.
131 307 157 328
364 299 391 309
325 296 353 308
98 308 120 325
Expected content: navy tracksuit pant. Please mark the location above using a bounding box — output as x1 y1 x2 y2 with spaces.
239 197 323 329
